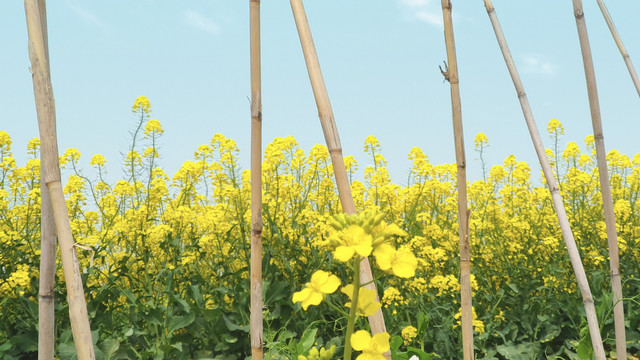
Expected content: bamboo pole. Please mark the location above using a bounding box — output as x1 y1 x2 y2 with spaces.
36 0 55 354
596 0 640 98
288 1 390 357
249 0 263 359
572 1 626 358
25 1 96 359
39 162 57 360
36 1 57 358
482 1 605 358
440 1 473 359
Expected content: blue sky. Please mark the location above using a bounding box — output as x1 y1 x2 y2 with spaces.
1 1 639 184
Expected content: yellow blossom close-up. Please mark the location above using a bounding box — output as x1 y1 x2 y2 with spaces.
292 270 341 310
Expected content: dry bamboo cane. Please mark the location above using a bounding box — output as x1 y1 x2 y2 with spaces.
249 0 264 359
25 1 96 359
483 1 606 358
39 162 57 360
572 1 626 358
288 1 390 357
440 1 473 359
35 1 57 359
596 0 640 98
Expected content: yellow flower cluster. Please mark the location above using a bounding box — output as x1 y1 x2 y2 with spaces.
1 114 640 357
454 307 485 334
401 325 418 346
0 264 31 296
298 345 336 360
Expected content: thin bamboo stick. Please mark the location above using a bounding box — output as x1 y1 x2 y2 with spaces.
249 0 263 359
440 1 473 359
36 1 56 358
39 158 56 360
288 1 389 357
25 1 96 359
482 1 605 358
572 1 626 358
596 0 640 98
36 0 55 353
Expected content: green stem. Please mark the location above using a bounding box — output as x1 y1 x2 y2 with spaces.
344 257 362 360
325 296 350 318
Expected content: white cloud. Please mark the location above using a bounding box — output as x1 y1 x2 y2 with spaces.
183 9 220 35
401 0 431 6
415 10 443 27
521 54 555 75
65 0 110 30
398 0 442 28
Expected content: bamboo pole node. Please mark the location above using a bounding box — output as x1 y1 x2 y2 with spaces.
251 91 262 118
484 0 494 12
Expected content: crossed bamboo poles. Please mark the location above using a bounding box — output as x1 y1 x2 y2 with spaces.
26 0 636 359
484 0 630 358
25 0 96 359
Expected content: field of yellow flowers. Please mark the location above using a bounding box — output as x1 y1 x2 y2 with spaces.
1 97 639 359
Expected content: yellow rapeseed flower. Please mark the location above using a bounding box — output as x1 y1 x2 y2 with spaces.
27 137 40 156
341 284 381 317
292 270 340 310
350 330 390 360
373 244 417 278
401 325 418 345
132 96 151 113
63 148 82 164
363 135 381 155
547 118 564 135
0 131 12 150
144 119 164 136
474 132 489 148
332 225 373 262
90 154 106 167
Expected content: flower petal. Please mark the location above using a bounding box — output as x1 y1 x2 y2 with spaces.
334 246 355 262
350 330 372 351
370 332 390 353
373 243 395 271
392 250 418 278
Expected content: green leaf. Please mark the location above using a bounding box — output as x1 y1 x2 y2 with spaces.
223 315 249 333
297 327 318 354
100 339 120 360
418 312 429 337
124 327 134 337
224 334 238 344
143 307 164 326
172 294 191 313
168 312 196 334
407 347 433 360
120 288 137 305
0 342 12 352
194 350 215 360
496 342 540 359
576 338 592 360
58 342 77 360
390 335 403 352
191 285 204 308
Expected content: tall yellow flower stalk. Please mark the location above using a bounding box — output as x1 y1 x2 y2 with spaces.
293 210 417 360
